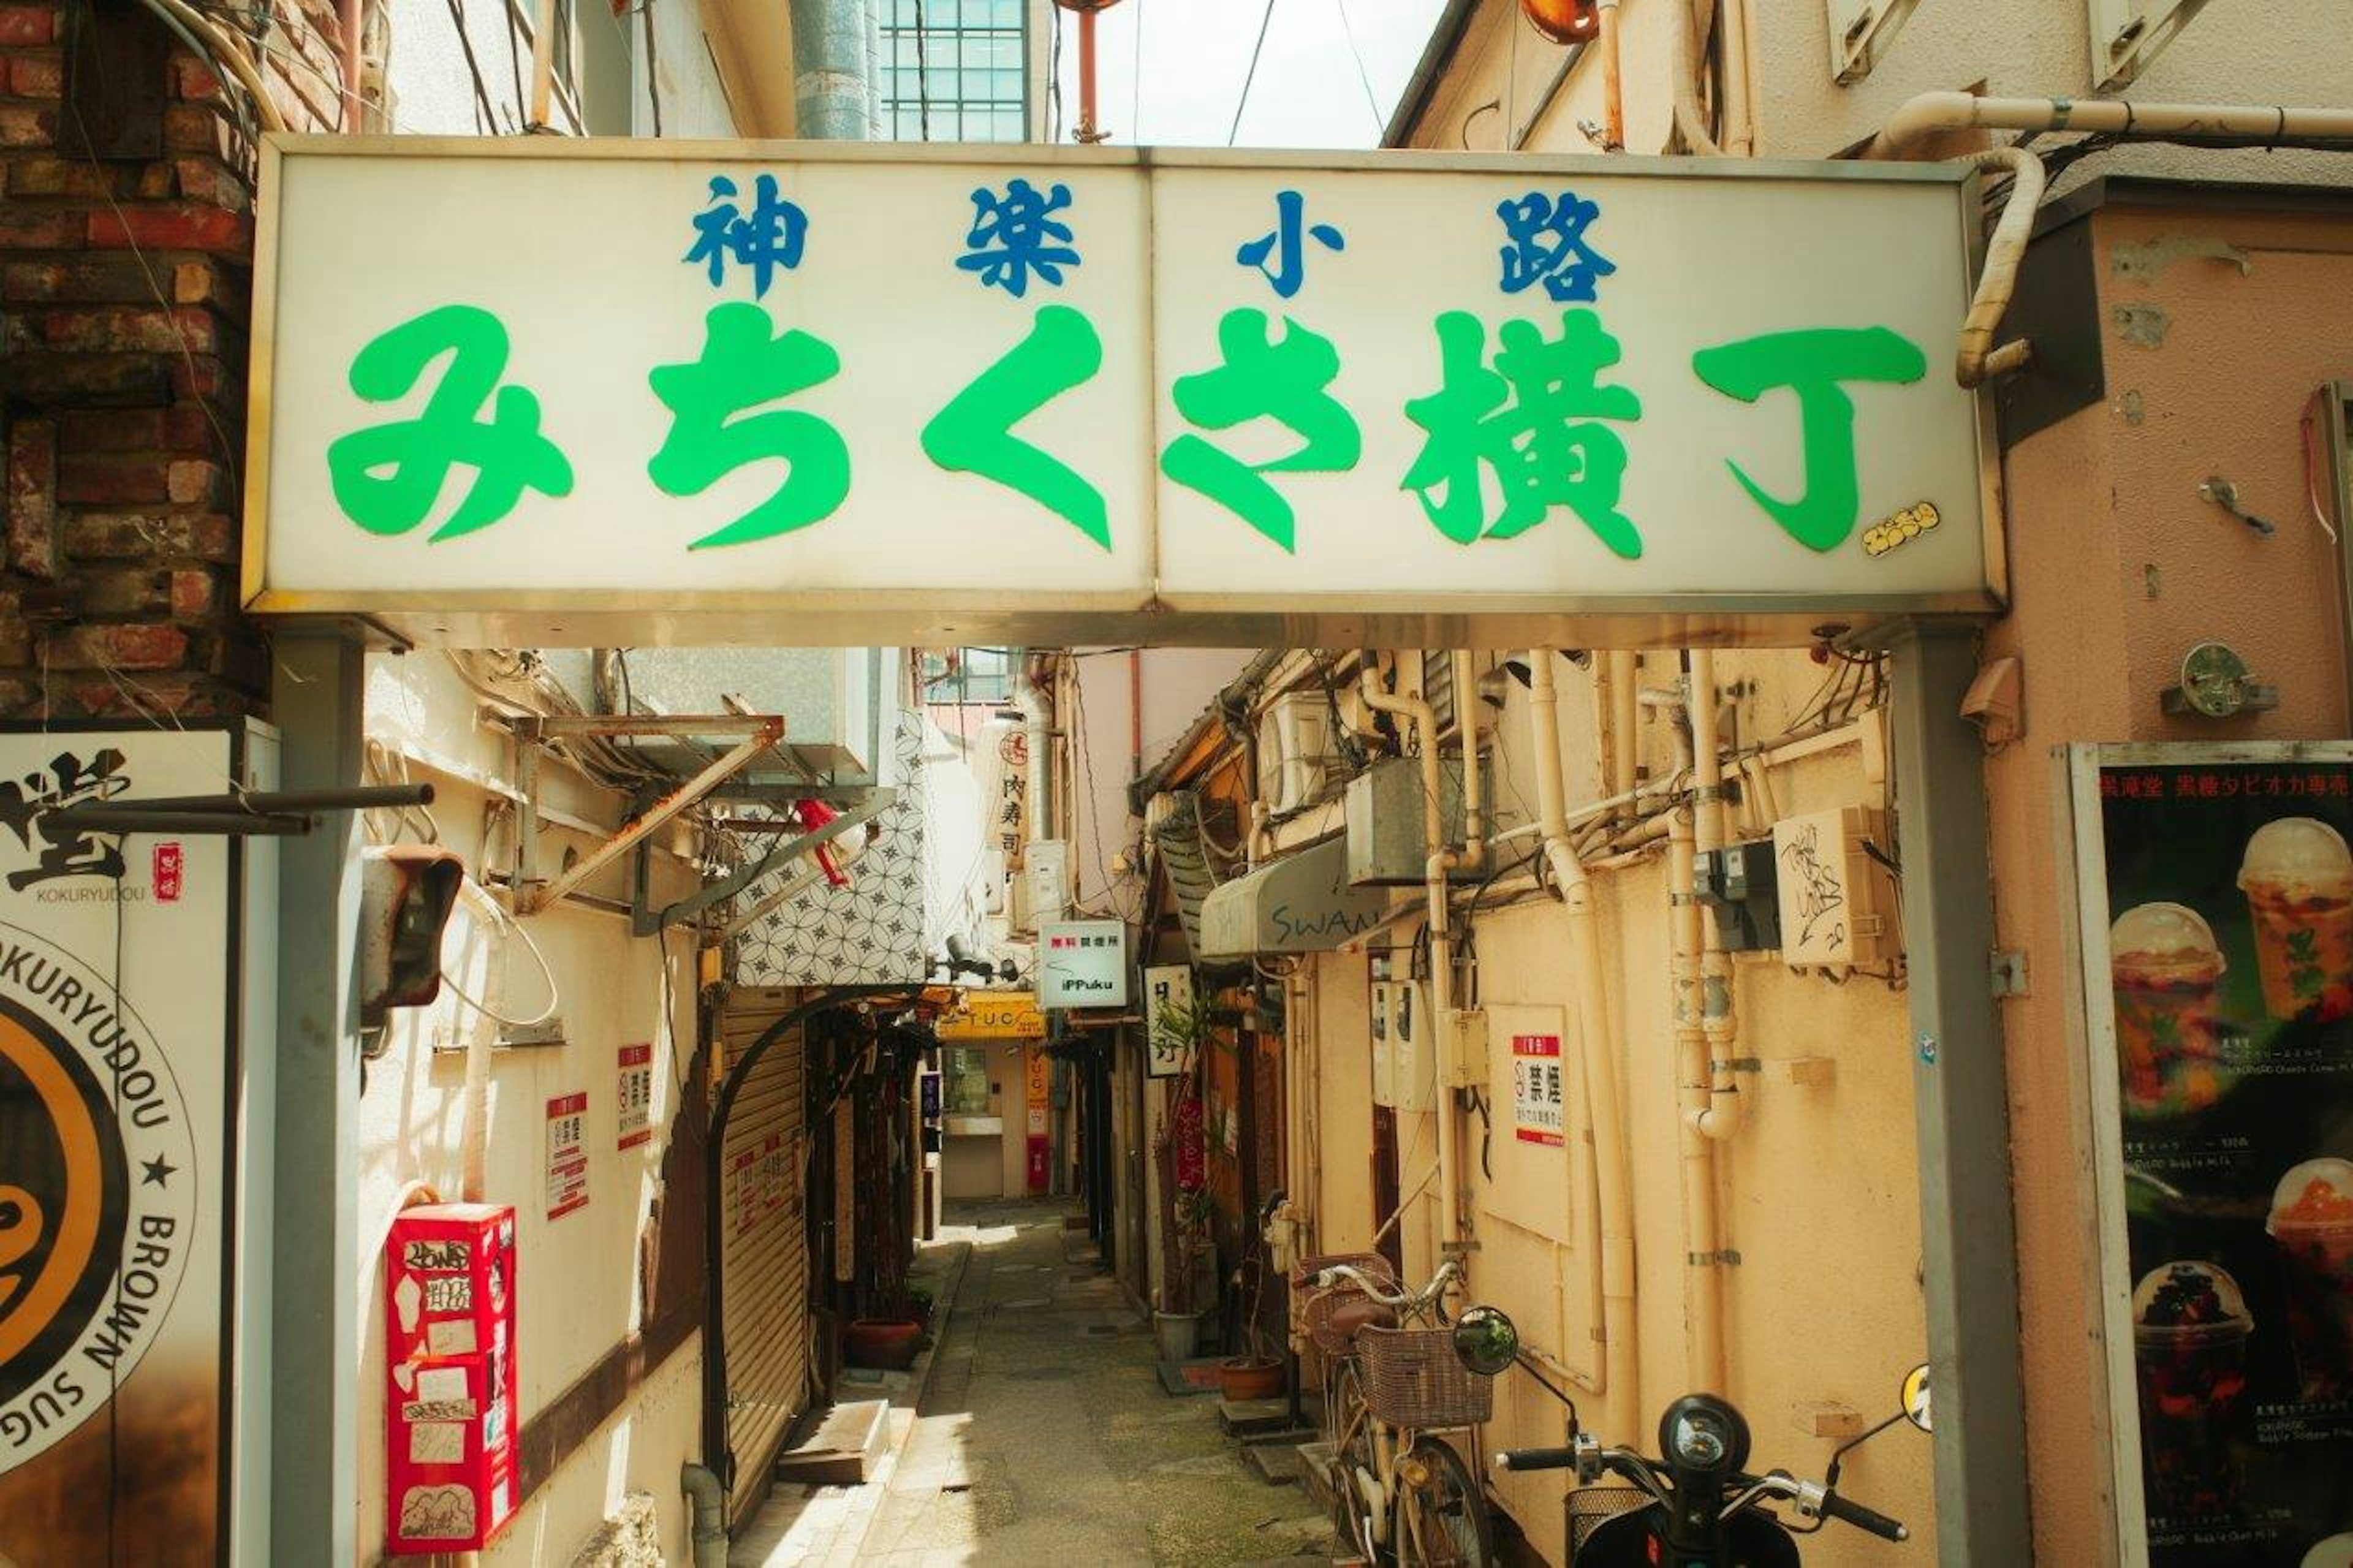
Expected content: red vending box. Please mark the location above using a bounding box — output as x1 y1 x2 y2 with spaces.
384 1203 519 1555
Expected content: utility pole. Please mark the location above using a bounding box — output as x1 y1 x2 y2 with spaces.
1054 0 1122 144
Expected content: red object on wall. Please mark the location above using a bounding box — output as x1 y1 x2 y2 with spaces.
384 1204 519 1556
1027 1134 1051 1194
152 841 183 901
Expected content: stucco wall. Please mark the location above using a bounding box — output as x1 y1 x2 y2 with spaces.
1297 650 1933 1566
1983 203 2353 1564
355 653 705 1562
384 0 735 137
1410 0 2353 191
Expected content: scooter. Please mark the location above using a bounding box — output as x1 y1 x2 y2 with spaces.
1449 1305 1930 1565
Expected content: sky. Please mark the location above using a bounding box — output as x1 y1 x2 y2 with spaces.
1044 0 1455 151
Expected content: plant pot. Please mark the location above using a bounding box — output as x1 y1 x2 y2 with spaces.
1217 1355 1284 1402
844 1317 923 1371
1153 1308 1209 1363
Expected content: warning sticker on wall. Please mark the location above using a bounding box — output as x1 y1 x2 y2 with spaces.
617 1043 653 1149
1512 1034 1565 1146
545 1092 588 1218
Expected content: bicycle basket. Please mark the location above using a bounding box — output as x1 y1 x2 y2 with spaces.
1297 1252 1398 1357
1358 1324 1493 1429
1568 1487 1652 1556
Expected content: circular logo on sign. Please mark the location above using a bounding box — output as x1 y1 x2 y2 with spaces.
0 929 193 1473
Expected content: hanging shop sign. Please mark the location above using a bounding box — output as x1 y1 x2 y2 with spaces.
1037 920 1129 1009
0 725 261 1564
1143 964 1195 1080
244 140 1999 649
1199 835 1390 956
936 990 1048 1040
2068 744 2353 1562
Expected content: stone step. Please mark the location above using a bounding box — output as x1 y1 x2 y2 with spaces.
1217 1396 1296 1437
1243 1439 1309 1486
772 1397 889 1487
1297 1440 1341 1512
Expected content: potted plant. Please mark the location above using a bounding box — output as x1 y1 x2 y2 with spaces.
1216 1249 1284 1402
1151 995 1216 1363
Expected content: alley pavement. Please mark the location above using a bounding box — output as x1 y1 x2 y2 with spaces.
736 1197 1332 1566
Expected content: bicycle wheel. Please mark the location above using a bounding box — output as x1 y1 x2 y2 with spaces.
1395 1435 1495 1567
1328 1360 1381 1561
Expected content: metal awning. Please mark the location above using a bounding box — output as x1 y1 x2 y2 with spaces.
1199 836 1392 958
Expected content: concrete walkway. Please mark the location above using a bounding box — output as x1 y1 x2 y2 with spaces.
745 1196 1332 1567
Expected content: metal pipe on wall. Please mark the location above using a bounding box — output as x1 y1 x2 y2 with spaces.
1662 664 1726 1395
1358 659 1465 1257
1528 652 1637 1410
1688 649 1748 1143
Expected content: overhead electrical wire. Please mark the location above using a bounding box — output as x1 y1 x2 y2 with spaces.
1228 0 1276 146
1331 0 1385 139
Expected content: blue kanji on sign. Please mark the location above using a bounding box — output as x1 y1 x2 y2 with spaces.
1496 191 1615 302
685 173 809 299
1235 189 1344 300
957 178 1080 298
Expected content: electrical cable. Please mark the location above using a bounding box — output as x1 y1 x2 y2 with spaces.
439 875 561 1028
1330 0 1384 140
1227 0 1276 146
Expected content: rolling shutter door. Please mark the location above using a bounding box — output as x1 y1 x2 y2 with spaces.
718 988 810 1529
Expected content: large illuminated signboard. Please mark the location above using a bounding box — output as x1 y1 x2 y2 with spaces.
247 139 1999 647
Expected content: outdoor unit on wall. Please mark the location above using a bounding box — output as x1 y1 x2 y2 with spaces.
2086 0 2209 88
1346 756 1504 885
1824 0 1924 82
1772 806 1898 971
1257 692 1335 815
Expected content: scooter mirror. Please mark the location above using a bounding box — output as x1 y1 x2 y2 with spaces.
1900 1362 1932 1432
1452 1305 1519 1376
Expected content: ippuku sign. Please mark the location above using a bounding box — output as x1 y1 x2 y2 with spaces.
245 140 1999 647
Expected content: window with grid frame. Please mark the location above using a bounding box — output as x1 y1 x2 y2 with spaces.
881 0 1029 144
919 647 1017 706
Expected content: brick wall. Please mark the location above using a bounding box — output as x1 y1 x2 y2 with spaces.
1 2 343 721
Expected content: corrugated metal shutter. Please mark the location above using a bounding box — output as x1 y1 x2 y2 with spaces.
718 988 810 1529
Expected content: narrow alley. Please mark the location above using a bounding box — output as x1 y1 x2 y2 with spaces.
736 1199 1334 1566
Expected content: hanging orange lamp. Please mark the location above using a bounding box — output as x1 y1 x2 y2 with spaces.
1521 0 1601 45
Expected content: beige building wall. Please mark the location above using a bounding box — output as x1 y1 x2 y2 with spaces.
1381 7 2353 1561
1290 650 1931 1566
356 654 705 1562
1408 0 2351 186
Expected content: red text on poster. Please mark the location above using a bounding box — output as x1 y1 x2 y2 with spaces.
545 1092 588 1219
1513 1034 1565 1146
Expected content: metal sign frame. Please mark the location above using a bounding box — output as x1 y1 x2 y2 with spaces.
240 135 2005 651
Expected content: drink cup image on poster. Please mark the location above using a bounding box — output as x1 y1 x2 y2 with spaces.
2076 748 2353 1564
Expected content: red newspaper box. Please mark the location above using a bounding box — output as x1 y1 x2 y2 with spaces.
384 1203 518 1555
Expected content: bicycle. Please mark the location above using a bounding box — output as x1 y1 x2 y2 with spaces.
1311 1259 1498 1566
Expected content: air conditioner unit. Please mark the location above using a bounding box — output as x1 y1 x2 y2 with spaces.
1258 692 1334 815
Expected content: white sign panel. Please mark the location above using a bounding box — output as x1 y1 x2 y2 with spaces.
1143 963 1195 1079
0 727 246 1562
544 1093 588 1219
1038 920 1129 1009
248 140 1996 647
1512 1032 1566 1146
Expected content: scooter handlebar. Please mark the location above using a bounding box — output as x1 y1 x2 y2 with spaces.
1821 1491 1909 1543
1493 1447 1575 1472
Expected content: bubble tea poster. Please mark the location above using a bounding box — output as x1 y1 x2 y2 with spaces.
2090 751 2353 1566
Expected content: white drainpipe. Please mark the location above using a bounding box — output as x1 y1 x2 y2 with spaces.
1526 652 1637 1410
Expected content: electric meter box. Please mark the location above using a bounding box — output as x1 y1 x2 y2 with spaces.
1370 977 1435 1112
1771 805 1897 969
384 1204 520 1556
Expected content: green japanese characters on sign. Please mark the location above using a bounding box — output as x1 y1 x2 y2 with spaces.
317 168 1942 566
